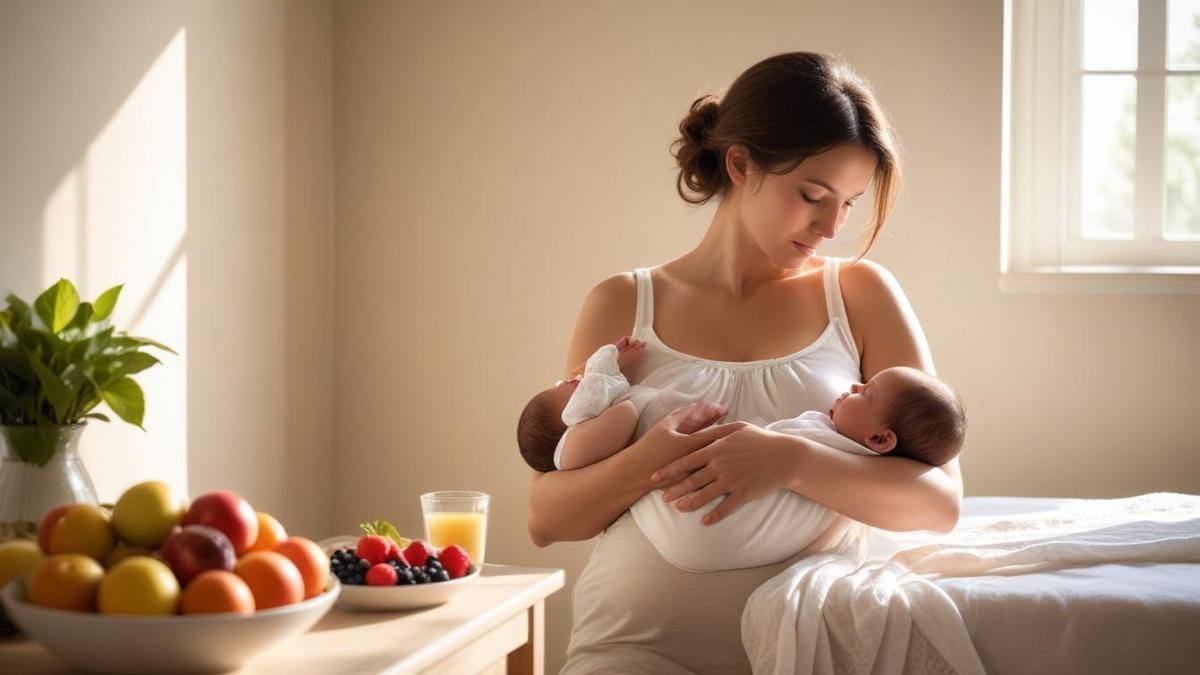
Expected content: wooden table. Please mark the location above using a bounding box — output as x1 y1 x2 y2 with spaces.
0 564 564 675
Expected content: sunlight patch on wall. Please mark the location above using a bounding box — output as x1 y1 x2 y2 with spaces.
40 28 188 501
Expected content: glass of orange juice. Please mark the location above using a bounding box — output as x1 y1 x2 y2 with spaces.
420 491 489 565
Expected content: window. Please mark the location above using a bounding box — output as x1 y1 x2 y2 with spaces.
1002 0 1200 293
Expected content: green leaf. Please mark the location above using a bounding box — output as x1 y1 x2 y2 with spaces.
27 352 73 422
83 412 111 422
96 351 160 377
92 285 123 322
358 520 411 547
34 279 81 334
111 335 177 355
99 376 145 428
63 302 94 336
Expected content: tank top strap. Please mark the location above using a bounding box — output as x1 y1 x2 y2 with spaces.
632 267 655 335
822 257 861 366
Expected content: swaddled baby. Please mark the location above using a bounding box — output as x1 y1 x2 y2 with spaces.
517 337 967 571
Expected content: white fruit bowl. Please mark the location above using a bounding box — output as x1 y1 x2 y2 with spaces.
2 575 339 674
319 536 481 611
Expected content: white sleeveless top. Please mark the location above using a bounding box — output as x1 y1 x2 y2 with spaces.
562 257 870 675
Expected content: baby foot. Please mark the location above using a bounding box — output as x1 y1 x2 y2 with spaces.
614 336 647 372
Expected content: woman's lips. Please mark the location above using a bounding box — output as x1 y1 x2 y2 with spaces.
793 241 815 254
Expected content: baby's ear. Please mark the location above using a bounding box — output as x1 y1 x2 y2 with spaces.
866 429 897 454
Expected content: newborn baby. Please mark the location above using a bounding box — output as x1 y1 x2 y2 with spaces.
516 337 967 571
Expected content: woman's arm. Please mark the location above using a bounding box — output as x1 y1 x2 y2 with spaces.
654 259 963 533
526 273 739 545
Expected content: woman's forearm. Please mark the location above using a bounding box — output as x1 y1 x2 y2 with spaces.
779 432 962 532
526 446 651 546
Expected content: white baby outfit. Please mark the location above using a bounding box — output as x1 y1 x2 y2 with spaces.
556 325 878 573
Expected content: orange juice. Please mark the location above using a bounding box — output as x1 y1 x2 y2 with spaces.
424 511 487 564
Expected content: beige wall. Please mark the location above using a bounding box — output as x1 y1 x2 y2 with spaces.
0 0 335 538
332 1 1199 670
4 1 1197 671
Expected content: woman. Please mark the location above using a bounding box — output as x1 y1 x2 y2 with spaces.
528 52 963 674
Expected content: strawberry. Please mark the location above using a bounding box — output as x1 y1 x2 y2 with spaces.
402 539 436 567
365 563 398 586
438 544 471 579
356 535 391 566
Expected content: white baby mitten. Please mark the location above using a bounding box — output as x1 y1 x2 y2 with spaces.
561 344 630 426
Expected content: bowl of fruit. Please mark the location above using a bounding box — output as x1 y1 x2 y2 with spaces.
319 520 480 611
0 481 340 674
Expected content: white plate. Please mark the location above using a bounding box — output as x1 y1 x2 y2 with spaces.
2 576 339 674
318 535 481 611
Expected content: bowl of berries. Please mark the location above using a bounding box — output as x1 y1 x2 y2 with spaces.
318 520 480 611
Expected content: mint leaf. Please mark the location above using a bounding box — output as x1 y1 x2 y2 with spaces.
358 519 409 546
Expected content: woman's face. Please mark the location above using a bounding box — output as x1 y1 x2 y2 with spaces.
736 142 878 268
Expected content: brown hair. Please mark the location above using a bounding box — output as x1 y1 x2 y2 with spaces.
670 51 903 261
517 389 568 473
884 378 967 467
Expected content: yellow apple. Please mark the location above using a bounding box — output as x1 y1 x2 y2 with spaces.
0 539 44 590
48 504 116 563
112 481 186 548
98 557 180 615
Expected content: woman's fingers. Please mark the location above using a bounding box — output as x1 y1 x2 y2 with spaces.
651 446 711 485
700 492 745 526
660 465 715 502
672 475 724 511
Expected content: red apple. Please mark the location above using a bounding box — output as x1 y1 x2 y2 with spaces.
160 525 236 585
182 490 259 555
37 503 80 554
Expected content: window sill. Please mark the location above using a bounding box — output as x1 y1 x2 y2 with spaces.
998 265 1200 294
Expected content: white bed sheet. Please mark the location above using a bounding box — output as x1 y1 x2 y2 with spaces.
864 496 1200 674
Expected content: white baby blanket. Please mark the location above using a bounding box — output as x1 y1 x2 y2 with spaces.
741 492 1200 675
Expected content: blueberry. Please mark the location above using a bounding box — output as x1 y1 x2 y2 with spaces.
412 570 429 585
358 559 370 570
430 569 450 582
396 568 415 585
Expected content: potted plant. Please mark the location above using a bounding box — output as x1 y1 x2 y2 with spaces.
0 278 174 541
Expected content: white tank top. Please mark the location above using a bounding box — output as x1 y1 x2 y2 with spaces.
562 257 870 674
625 258 867 571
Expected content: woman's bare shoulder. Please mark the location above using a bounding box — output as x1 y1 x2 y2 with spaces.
835 258 935 377
563 271 639 378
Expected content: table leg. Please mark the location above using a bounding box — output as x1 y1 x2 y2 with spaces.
505 600 544 675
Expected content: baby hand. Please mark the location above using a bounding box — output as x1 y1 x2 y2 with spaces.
614 336 647 372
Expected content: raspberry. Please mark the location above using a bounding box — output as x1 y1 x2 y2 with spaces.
402 540 436 567
356 535 391 566
438 544 470 579
365 563 398 586
385 539 401 562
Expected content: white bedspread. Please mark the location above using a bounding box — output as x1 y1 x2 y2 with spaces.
741 492 1200 675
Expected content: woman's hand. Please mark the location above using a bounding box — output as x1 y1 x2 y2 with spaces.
651 424 805 526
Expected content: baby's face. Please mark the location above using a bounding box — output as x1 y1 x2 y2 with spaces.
829 367 910 444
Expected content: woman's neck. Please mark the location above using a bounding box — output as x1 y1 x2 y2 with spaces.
666 199 816 300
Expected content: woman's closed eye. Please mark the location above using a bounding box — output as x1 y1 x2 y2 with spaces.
800 192 854 209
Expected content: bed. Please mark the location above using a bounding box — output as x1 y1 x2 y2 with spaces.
743 494 1200 674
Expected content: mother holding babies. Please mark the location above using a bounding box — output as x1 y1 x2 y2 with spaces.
525 51 963 674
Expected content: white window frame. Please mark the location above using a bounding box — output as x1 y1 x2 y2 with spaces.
1001 0 1200 293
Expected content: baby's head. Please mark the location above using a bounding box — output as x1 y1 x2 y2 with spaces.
516 376 581 472
829 366 966 466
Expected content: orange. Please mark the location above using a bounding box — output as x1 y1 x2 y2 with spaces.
28 553 104 612
272 537 328 599
180 570 255 615
233 551 303 610
246 512 287 553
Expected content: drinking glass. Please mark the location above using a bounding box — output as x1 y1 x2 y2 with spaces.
420 491 489 565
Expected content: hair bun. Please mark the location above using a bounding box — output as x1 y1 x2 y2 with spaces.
682 95 720 145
